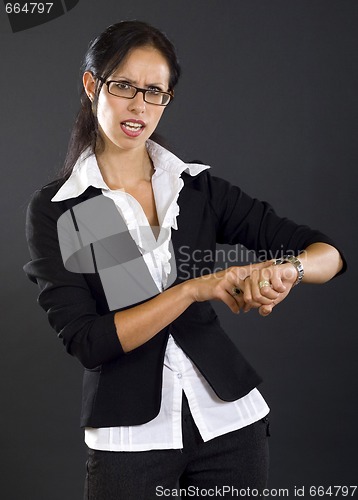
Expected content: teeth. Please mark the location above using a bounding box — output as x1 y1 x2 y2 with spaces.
123 121 143 131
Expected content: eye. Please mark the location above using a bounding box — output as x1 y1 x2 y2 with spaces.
114 82 132 90
146 87 162 95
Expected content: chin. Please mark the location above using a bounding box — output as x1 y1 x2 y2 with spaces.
103 135 148 153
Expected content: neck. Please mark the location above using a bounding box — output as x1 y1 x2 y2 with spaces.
95 142 153 190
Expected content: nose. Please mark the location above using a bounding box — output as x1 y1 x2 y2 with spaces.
128 91 146 113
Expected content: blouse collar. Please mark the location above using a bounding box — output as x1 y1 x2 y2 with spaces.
51 139 210 202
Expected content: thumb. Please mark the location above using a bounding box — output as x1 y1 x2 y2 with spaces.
259 304 274 316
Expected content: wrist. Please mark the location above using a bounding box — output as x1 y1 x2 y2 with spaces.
273 255 304 286
180 280 197 304
281 262 299 285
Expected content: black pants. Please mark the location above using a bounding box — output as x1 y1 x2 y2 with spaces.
84 395 270 499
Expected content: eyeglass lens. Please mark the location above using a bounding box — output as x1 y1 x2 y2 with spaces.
108 82 170 105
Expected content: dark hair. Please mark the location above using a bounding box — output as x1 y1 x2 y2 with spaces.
59 20 181 179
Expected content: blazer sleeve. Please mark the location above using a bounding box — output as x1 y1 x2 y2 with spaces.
203 172 347 273
23 187 125 369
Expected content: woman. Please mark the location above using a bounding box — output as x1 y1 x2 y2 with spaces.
24 20 345 499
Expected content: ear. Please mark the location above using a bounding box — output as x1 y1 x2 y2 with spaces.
83 71 96 102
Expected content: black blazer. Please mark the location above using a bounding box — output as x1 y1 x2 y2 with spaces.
24 170 343 427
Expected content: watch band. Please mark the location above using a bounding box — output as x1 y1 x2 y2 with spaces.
273 255 304 286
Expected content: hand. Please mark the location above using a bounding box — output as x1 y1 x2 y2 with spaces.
242 262 298 316
187 260 298 316
187 261 274 314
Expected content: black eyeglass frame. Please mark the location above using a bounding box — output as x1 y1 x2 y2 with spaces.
96 76 174 106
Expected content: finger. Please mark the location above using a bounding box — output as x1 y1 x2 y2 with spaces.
259 285 292 315
243 274 253 303
259 303 275 317
222 288 241 314
258 280 280 300
235 294 246 313
260 266 285 295
249 269 275 306
232 278 255 314
269 266 287 293
242 277 253 313
235 260 273 282
242 275 273 312
230 286 244 313
250 269 262 304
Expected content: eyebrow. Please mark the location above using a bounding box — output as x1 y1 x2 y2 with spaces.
109 75 166 88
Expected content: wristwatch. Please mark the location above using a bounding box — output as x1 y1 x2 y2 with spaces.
273 255 304 286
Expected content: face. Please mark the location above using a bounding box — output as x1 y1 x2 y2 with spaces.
84 46 171 155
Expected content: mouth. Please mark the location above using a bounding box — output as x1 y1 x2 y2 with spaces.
120 120 145 137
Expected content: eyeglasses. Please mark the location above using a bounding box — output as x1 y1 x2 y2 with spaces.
97 77 173 106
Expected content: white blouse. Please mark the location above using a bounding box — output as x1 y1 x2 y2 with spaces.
52 140 270 451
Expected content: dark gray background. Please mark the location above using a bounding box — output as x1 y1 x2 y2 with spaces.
1 1 357 498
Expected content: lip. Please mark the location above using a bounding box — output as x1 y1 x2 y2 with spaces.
120 118 146 138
